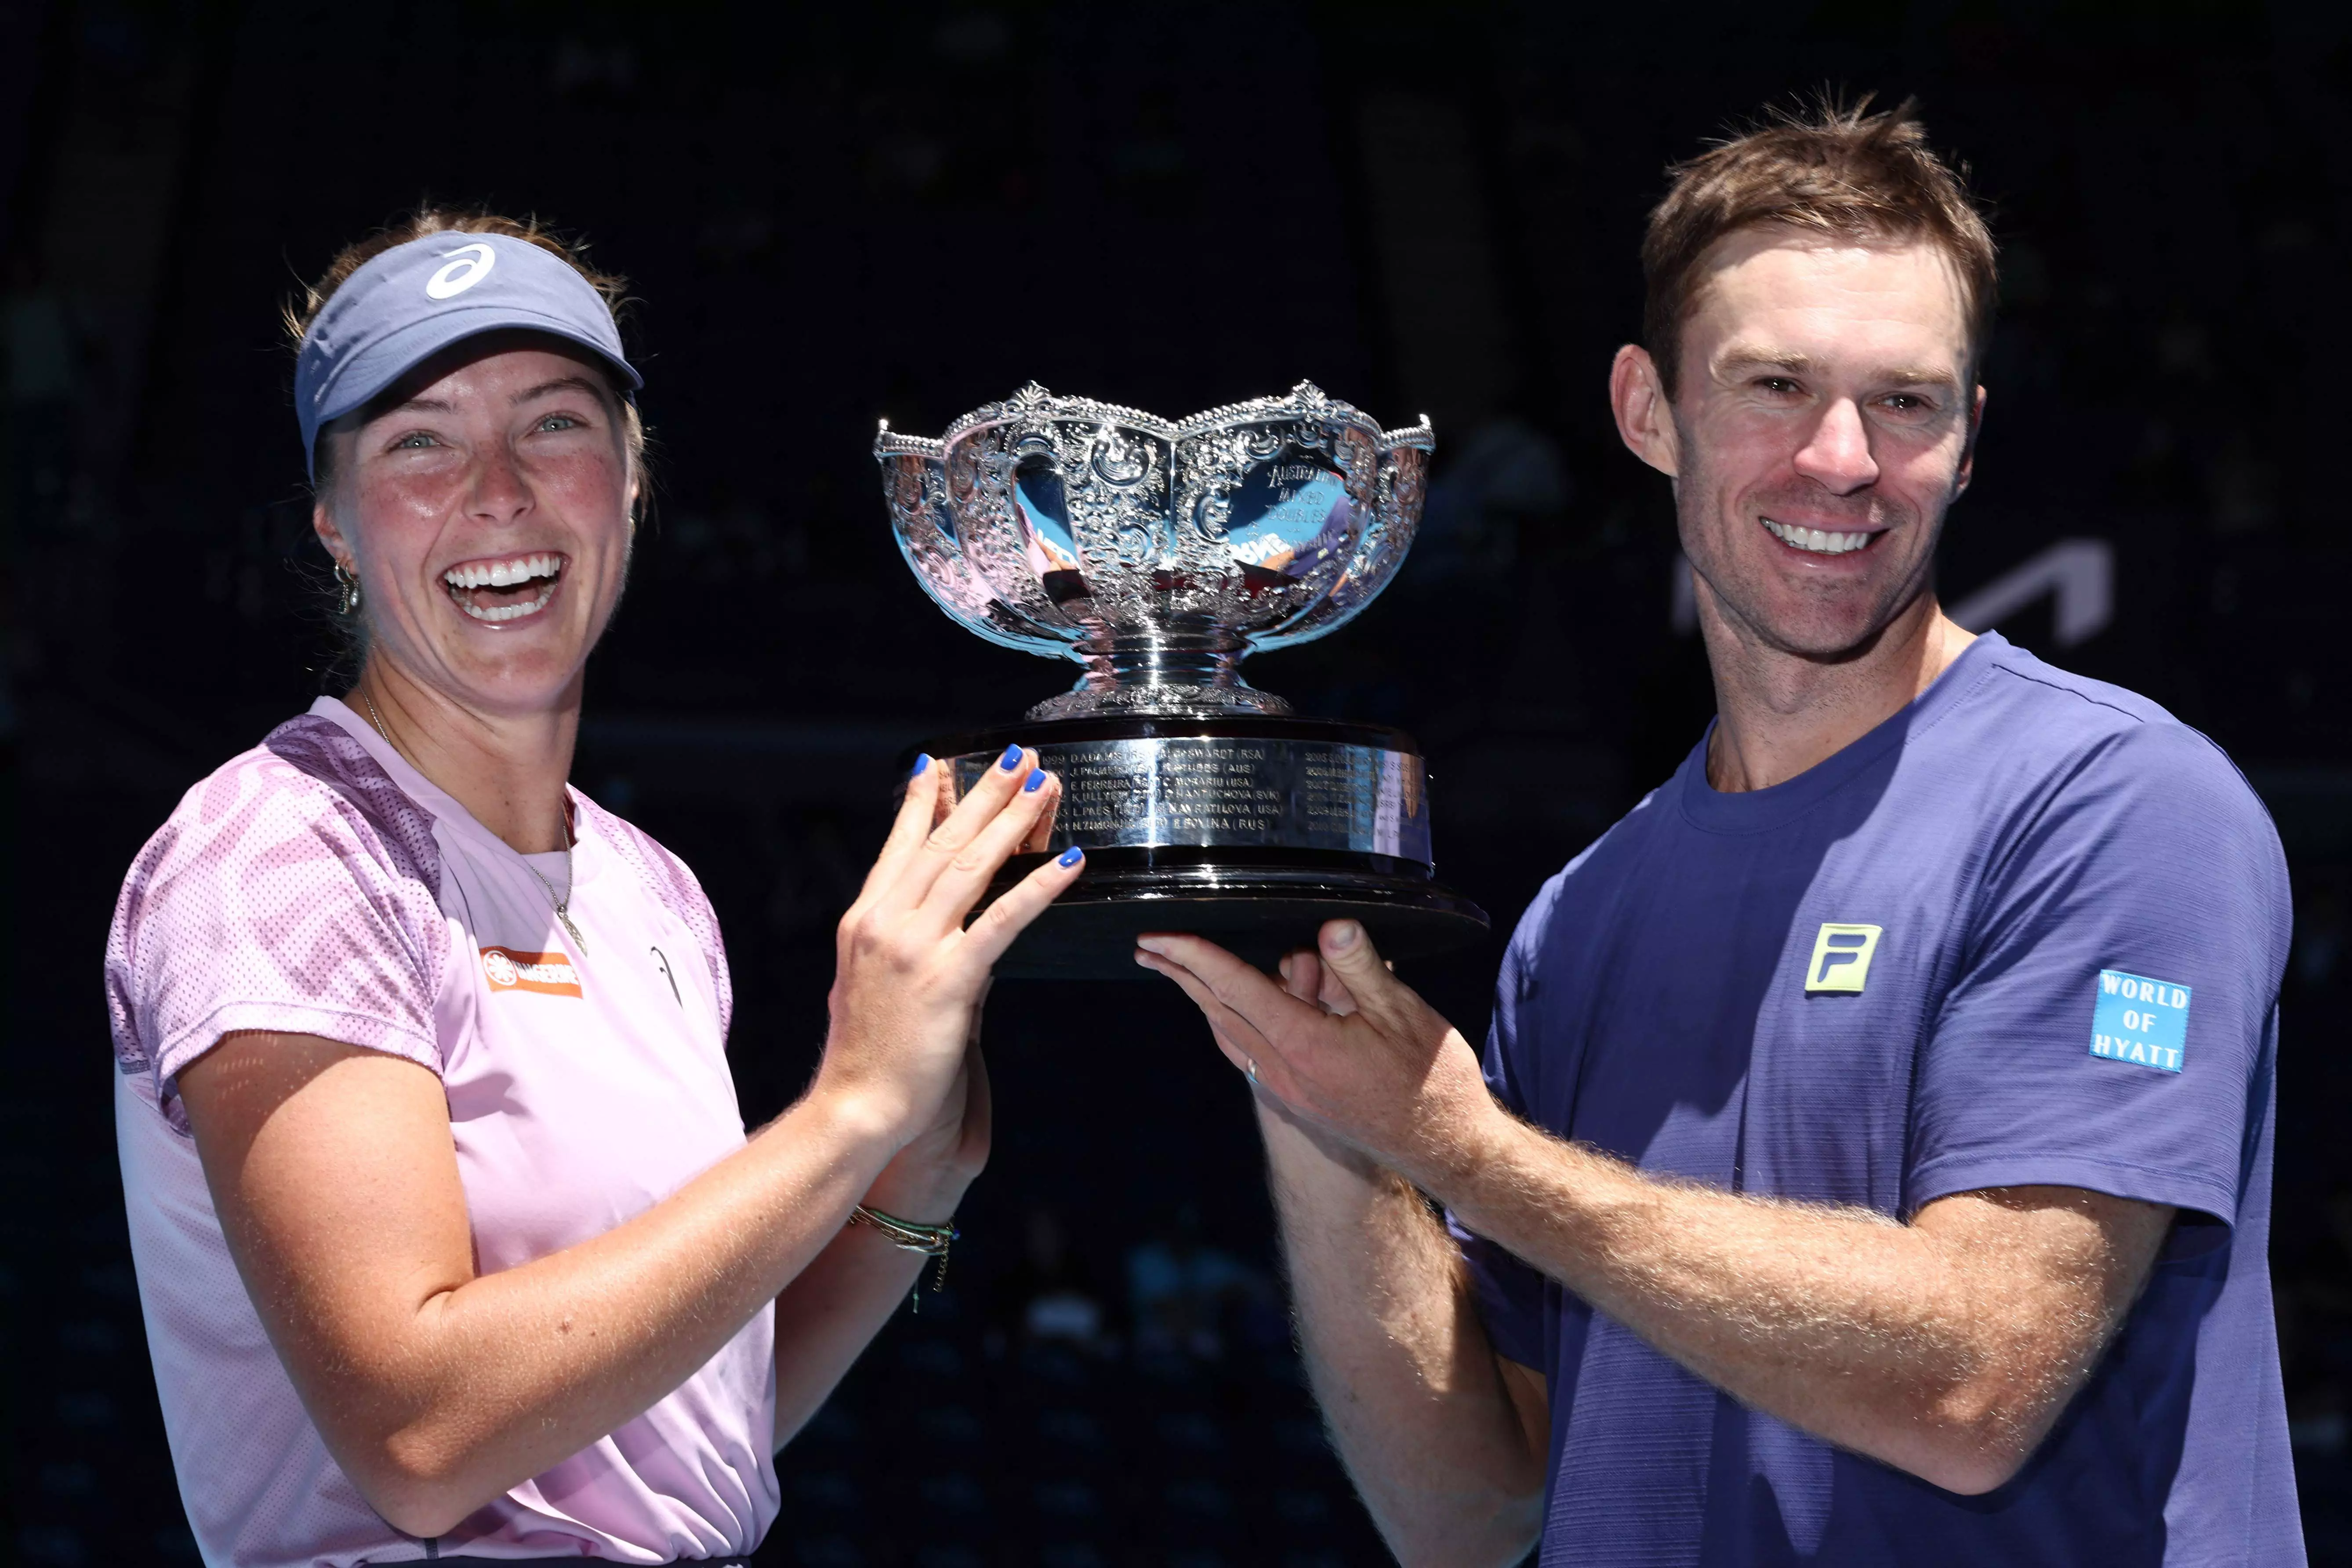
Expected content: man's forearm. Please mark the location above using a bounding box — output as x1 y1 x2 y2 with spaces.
1133 927 2171 1506
1258 1099 1545 1568
1426 1108 2155 1494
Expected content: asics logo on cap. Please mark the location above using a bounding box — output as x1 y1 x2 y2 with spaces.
425 242 497 300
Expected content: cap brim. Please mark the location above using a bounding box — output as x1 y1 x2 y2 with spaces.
312 303 641 433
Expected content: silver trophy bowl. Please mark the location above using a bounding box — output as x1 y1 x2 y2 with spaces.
875 381 1433 719
873 381 1481 979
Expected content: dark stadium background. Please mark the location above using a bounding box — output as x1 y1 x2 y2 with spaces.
7 2 2349 1563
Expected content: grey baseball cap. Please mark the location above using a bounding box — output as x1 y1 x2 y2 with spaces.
293 230 642 478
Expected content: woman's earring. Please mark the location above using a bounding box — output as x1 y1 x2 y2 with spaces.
334 561 362 617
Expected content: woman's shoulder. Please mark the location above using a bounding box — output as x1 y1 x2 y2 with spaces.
573 792 714 923
109 712 457 1121
138 712 445 896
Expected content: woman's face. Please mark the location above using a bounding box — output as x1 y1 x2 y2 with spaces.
313 333 636 719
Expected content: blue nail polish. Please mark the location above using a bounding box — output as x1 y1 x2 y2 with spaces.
1024 767 1047 793
998 744 1023 771
910 753 930 777
1057 845 1085 867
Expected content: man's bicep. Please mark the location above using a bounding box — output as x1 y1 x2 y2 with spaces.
1910 725 2286 1228
180 1033 474 1387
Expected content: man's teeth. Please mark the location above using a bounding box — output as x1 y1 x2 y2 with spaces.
443 553 563 589
1763 518 1873 555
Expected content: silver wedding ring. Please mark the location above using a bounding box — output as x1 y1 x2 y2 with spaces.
1245 1057 1259 1082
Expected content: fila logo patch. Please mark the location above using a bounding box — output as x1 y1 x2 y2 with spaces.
1805 923 1883 993
2090 969 2189 1073
481 945 582 998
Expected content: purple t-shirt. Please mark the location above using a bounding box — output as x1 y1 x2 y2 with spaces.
1454 634 2300 1567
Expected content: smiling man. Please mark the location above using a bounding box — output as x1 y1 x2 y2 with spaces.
1136 102 2299 1565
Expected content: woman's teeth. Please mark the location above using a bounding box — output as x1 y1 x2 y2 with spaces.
458 581 558 622
442 553 564 623
1763 518 1873 555
444 552 563 589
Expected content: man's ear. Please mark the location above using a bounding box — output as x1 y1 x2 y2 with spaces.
1953 383 1988 497
1610 344 1680 479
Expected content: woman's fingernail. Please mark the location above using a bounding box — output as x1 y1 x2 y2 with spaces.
1326 919 1361 951
998 744 1024 771
1024 767 1048 793
910 753 930 777
1057 844 1085 867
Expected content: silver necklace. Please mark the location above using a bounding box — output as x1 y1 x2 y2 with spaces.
358 689 397 750
357 689 586 955
527 817 588 956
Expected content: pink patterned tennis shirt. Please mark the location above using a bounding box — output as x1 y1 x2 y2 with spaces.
107 697 780 1566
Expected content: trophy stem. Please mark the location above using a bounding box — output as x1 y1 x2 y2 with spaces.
1024 629 1294 720
1084 628 1245 690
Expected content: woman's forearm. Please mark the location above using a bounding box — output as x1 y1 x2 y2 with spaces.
189 1034 905 1539
188 758 1067 1538
768 1041 988 1450
375 1089 901 1530
768 1223 938 1449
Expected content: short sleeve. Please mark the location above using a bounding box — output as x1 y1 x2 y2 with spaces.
105 749 452 1132
1906 722 2290 1230
1448 896 1555 1372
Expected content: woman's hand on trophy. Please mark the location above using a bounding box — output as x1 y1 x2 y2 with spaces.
817 748 1080 1155
1133 920 1498 1188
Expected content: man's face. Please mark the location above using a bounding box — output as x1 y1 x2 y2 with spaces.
1660 229 1981 660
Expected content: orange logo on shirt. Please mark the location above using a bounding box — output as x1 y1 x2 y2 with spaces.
479 946 583 998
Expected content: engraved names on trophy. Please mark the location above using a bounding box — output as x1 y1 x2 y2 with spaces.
948 737 1430 860
1056 745 1281 838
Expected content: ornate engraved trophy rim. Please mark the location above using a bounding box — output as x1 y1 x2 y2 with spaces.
872 380 1434 456
872 380 1437 722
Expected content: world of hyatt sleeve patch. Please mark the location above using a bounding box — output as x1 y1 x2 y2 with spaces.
2090 969 2190 1073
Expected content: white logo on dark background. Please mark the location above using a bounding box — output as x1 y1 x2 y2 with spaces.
425 243 497 300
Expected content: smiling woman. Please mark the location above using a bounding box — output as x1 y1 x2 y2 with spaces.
283 214 650 692
102 209 1089 1568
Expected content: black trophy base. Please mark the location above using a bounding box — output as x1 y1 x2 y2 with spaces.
983 852 1491 980
918 714 1492 981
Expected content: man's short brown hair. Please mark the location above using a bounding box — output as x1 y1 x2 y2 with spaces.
1642 96 1996 398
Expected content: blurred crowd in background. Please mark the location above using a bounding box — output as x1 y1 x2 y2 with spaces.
7 1 2350 1563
